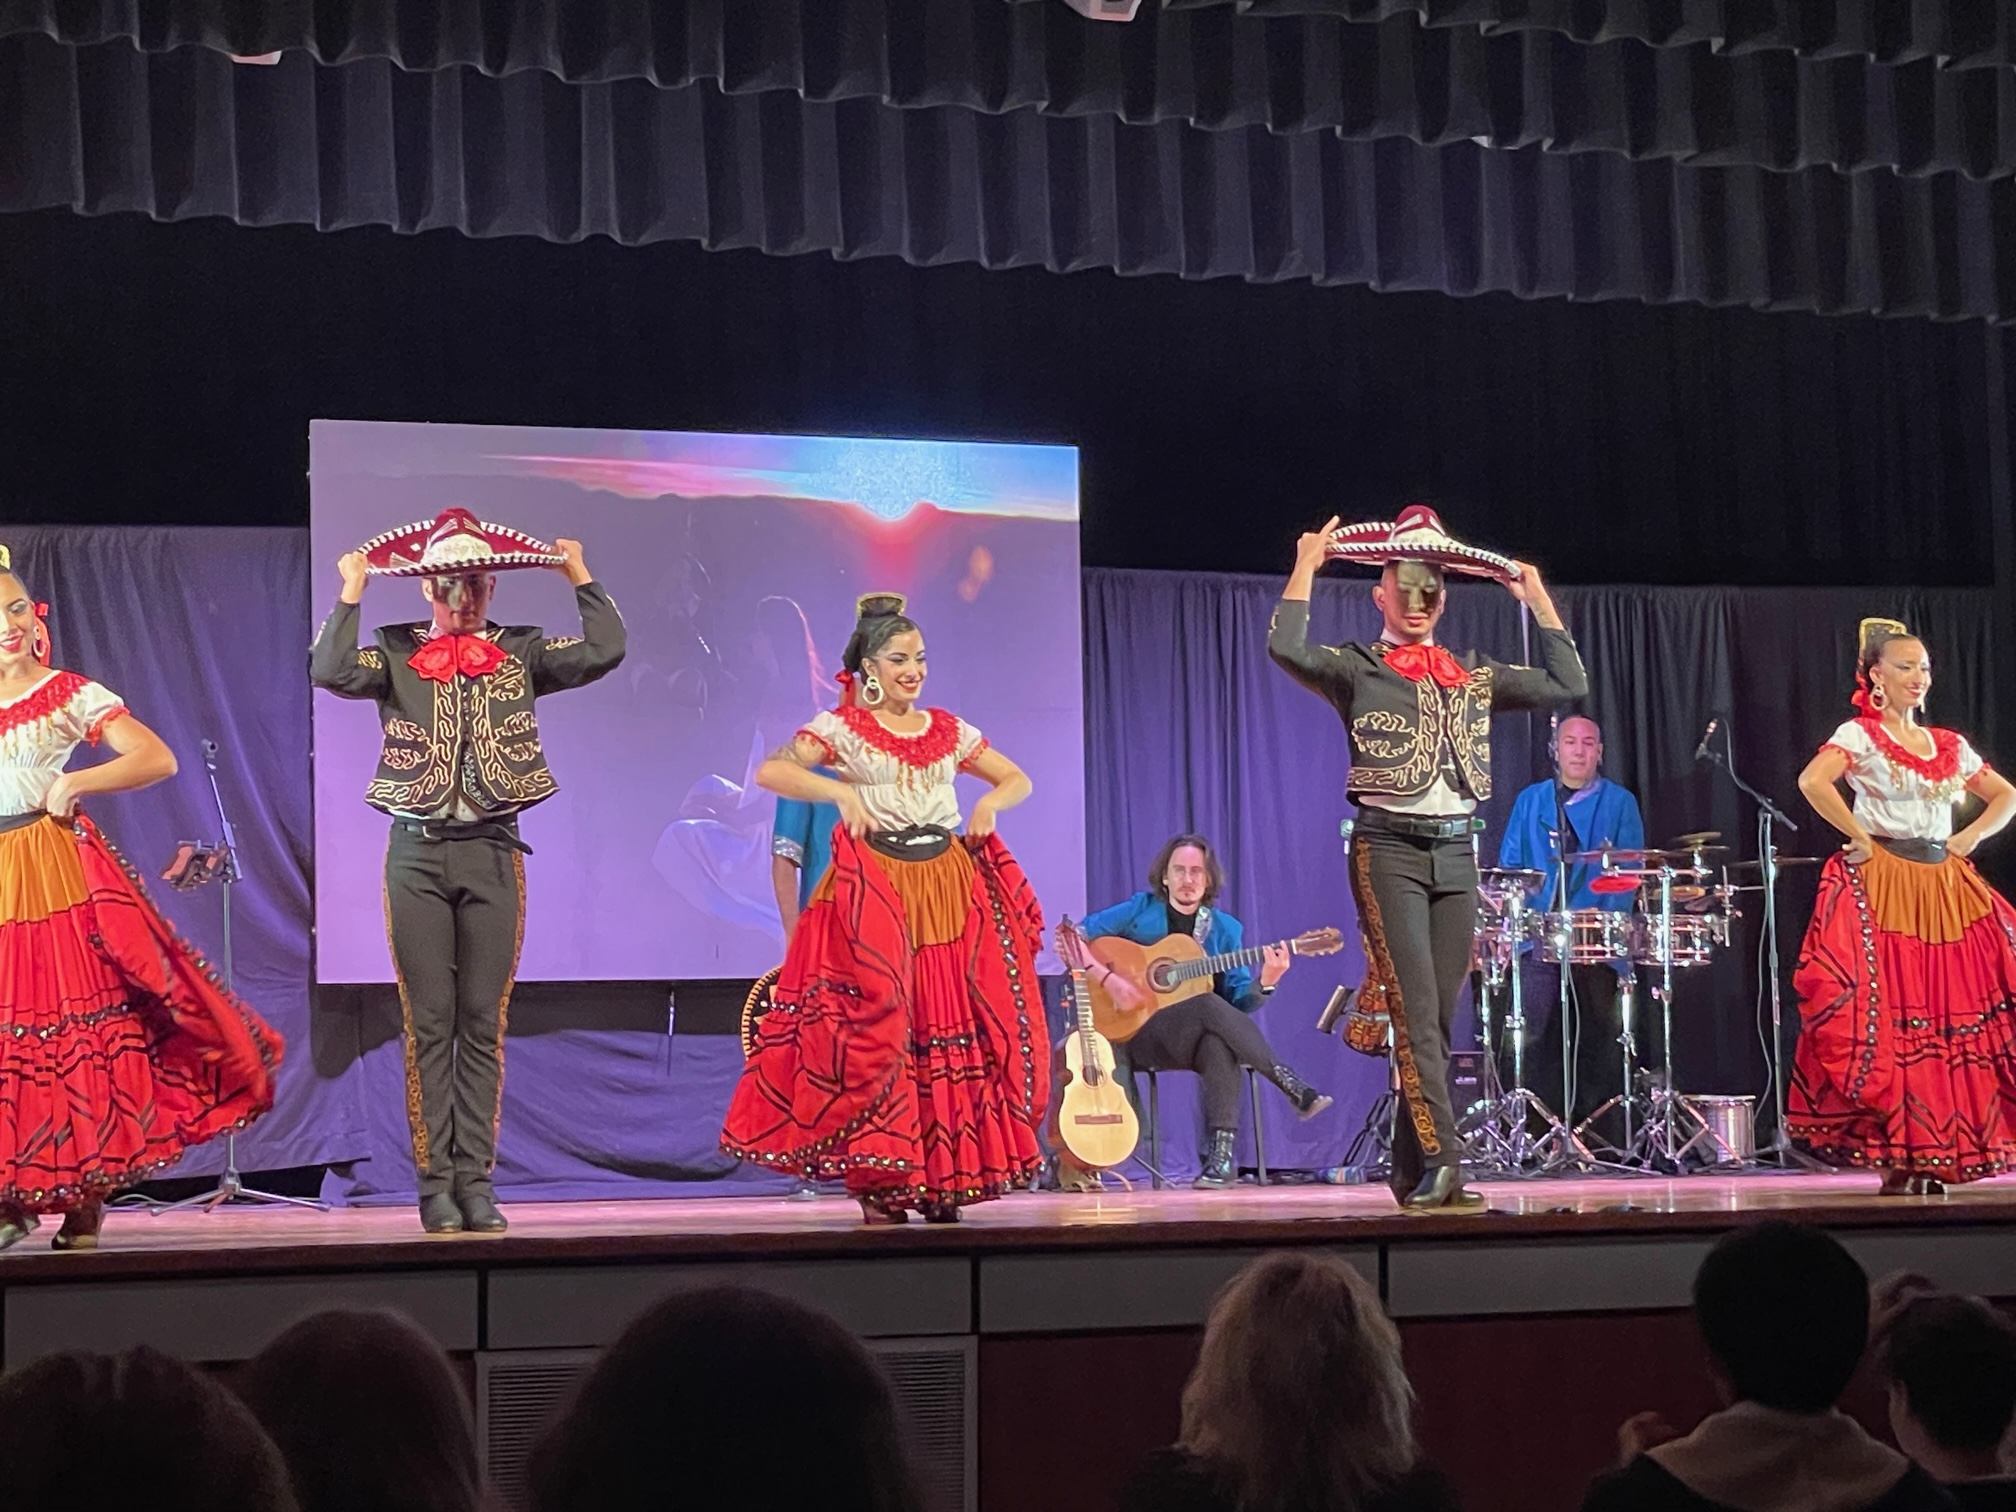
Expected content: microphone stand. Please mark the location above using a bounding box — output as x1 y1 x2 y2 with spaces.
150 739 327 1215
1696 723 1821 1170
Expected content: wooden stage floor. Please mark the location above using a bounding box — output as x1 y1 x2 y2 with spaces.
7 1169 2016 1281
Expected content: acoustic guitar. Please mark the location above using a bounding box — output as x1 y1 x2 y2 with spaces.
1050 918 1141 1171
1083 926 1346 1043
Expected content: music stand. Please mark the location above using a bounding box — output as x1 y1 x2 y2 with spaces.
147 740 326 1215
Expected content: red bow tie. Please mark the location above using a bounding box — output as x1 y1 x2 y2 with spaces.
1384 643 1470 689
408 634 508 684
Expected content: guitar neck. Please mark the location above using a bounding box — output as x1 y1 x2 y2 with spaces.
1165 940 1290 984
1069 968 1097 1032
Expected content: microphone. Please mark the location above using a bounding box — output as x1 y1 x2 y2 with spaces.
1693 718 1720 764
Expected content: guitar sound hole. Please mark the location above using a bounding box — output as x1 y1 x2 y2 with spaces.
1148 961 1179 992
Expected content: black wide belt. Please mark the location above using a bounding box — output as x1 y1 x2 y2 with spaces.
1353 807 1481 843
0 809 49 835
867 825 953 861
392 816 533 855
1874 836 1946 865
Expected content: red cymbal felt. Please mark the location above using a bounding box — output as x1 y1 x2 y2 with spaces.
1588 874 1639 895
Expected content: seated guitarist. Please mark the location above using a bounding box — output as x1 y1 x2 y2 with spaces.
1079 834 1334 1188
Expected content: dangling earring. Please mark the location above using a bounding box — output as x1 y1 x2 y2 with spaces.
30 611 50 667
860 668 885 708
1869 683 1888 713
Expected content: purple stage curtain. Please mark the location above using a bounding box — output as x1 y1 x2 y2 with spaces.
0 526 363 1176
4 25 2016 323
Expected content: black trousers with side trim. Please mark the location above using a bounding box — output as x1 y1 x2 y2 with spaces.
384 825 526 1200
1119 993 1286 1132
1348 828 1479 1201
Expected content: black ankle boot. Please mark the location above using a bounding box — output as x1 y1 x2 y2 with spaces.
1194 1128 1239 1189
1271 1064 1335 1120
456 1190 508 1233
1402 1167 1485 1211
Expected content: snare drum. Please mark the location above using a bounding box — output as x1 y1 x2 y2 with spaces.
1630 911 1731 969
1534 909 1632 965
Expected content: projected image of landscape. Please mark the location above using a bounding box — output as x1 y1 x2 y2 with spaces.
310 421 1084 982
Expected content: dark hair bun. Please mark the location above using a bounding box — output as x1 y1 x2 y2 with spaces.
854 592 907 621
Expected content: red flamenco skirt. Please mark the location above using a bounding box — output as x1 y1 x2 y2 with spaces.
0 813 284 1213
721 830 1050 1212
1789 847 2016 1183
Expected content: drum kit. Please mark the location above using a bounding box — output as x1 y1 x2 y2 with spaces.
1463 832 1810 1174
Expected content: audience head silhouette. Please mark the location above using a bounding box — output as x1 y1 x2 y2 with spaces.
1177 1250 1419 1512
0 1345 298 1512
1695 1221 1871 1412
238 1308 487 1512
530 1285 922 1512
1882 1291 2016 1472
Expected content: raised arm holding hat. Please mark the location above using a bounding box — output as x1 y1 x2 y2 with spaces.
310 508 626 1235
1269 505 1587 1211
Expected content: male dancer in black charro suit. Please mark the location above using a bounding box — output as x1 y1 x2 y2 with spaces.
311 508 625 1234
1269 505 1587 1210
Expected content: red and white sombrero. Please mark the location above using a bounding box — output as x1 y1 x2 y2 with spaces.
1324 504 1520 583
360 507 565 578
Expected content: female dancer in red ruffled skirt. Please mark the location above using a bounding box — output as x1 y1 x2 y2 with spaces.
1790 617 2016 1192
0 552 283 1249
721 594 1048 1223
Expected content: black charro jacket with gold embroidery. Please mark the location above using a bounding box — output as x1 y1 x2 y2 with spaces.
309 583 626 817
1267 598 1586 804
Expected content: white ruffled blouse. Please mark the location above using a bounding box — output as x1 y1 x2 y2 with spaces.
797 705 989 833
0 670 128 817
1821 717 1986 843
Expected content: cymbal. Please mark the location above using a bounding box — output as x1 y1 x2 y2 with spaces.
1564 846 1729 866
1672 832 1722 848
1726 856 1820 872
1478 867 1545 887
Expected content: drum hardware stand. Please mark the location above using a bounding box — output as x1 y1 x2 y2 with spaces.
1457 868 1532 1169
1524 803 1630 1176
1462 955 1565 1171
1617 861 1723 1173
1574 972 1645 1158
1697 723 1826 1171
133 739 328 1216
1455 962 1508 1171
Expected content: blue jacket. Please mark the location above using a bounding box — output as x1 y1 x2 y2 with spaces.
771 768 841 912
1499 776 1645 913
1079 891 1264 1012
